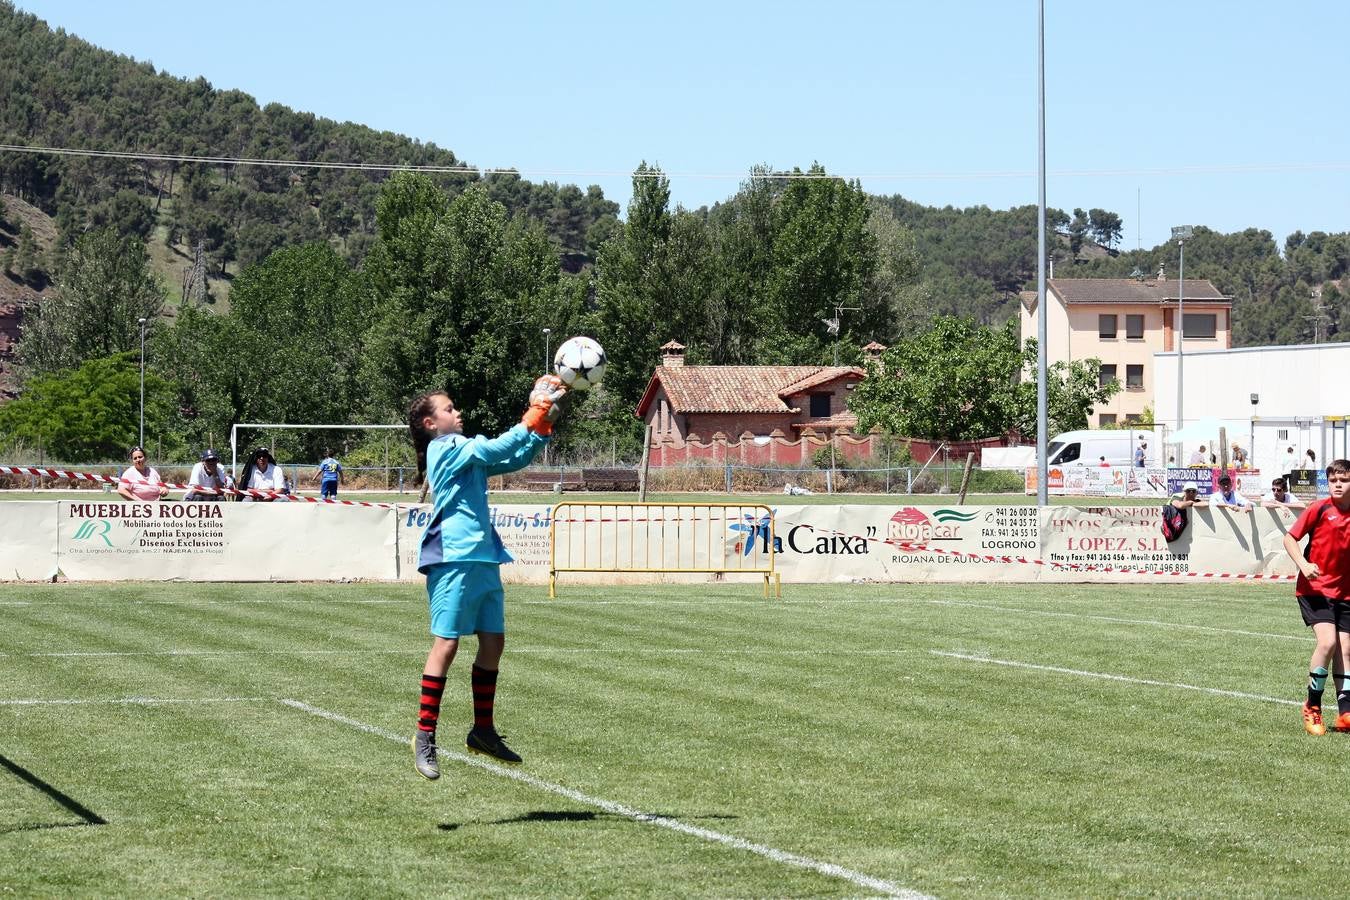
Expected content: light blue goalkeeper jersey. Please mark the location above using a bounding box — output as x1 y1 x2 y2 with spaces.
417 424 547 573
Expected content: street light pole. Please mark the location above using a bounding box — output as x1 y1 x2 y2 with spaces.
138 317 147 448
1034 0 1049 507
1171 226 1192 432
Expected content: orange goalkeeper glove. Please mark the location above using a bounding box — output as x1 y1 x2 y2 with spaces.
521 374 567 436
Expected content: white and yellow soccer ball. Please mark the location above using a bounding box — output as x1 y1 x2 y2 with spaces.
553 336 607 391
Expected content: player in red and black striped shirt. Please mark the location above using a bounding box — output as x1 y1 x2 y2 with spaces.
1282 459 1350 735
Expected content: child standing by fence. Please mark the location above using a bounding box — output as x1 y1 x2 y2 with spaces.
405 377 565 778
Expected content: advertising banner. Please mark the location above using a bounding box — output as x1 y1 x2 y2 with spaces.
1038 503 1296 582
1 499 1307 585
395 503 556 583
547 501 1298 585
1026 466 1169 498
0 502 58 581
1165 468 1266 499
55 500 396 581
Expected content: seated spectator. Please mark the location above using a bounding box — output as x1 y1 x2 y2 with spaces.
1211 474 1252 512
1188 445 1207 466
184 448 230 500
1231 442 1248 469
117 446 168 501
1262 476 1306 510
239 446 288 502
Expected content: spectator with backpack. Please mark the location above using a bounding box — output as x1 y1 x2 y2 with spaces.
1282 459 1350 736
1161 482 1206 542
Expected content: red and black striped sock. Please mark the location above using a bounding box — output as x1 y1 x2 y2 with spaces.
471 665 498 732
418 673 446 735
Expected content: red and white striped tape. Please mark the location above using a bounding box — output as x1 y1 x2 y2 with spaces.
0 464 401 509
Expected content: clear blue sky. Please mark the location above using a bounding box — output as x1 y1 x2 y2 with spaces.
15 1 1350 248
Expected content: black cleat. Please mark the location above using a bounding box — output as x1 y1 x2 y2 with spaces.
465 728 522 764
412 730 440 779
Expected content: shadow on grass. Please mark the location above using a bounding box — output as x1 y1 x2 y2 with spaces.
0 753 107 834
438 808 738 831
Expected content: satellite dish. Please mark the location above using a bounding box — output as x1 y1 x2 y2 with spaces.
822 317 840 336
1129 266 1145 281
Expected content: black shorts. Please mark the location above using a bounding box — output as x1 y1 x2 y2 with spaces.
1297 595 1350 628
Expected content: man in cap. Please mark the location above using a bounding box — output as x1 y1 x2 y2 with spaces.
1211 474 1252 512
184 448 230 500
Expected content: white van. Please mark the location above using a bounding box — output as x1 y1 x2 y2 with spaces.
1046 429 1149 467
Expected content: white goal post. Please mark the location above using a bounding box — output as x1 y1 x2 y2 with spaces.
229 422 406 480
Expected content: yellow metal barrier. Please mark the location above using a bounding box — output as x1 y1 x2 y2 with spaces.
549 502 781 598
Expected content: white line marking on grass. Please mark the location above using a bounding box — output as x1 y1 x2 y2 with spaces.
7 598 410 606
525 591 1286 608
0 696 265 706
924 599 1303 642
9 648 416 658
930 651 1300 706
508 648 921 656
279 699 930 899
2 647 920 660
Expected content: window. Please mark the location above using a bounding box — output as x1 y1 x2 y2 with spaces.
1124 414 1142 424
1183 313 1217 339
1126 314 1145 340
1054 442 1082 464
1278 429 1289 441
1099 414 1117 426
1098 314 1118 339
1126 364 1144 390
809 393 831 417
1099 364 1117 388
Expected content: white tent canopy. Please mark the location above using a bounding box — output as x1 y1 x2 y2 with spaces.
1168 417 1250 444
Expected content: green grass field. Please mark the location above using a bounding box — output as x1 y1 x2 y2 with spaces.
3 580 1347 897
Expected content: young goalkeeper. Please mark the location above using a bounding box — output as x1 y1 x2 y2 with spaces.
405 377 565 779
1282 459 1350 736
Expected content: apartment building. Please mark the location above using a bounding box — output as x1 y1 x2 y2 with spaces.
1019 273 1232 426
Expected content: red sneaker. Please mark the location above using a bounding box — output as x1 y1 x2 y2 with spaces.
1303 703 1327 736
1334 711 1350 733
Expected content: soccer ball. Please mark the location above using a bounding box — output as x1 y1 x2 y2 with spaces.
553 336 607 391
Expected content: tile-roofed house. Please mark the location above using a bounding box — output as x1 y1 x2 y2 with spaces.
1019 273 1232 427
635 343 867 450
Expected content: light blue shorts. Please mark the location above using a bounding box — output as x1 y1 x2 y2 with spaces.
425 562 505 639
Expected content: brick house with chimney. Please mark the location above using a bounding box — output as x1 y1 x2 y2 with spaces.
634 341 884 466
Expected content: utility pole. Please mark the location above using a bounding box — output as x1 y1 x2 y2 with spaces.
1304 288 1329 343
